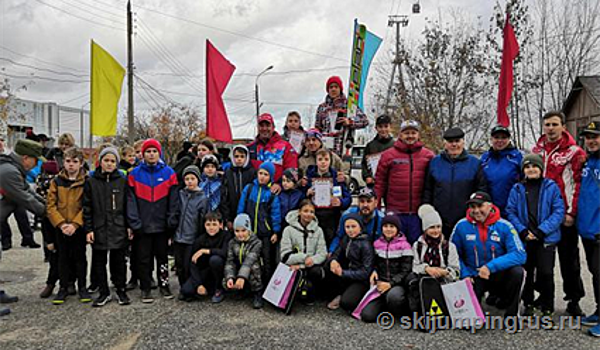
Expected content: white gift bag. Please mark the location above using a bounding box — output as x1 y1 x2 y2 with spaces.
441 279 485 328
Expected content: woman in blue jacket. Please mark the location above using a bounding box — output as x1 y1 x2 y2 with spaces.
506 154 565 316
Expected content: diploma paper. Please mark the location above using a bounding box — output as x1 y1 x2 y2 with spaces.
313 178 333 208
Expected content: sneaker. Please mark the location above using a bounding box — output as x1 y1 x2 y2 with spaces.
211 289 224 304
566 301 585 317
79 290 93 303
141 290 154 303
39 284 55 299
67 285 77 296
116 290 131 306
0 308 10 316
590 323 600 337
125 280 138 291
0 291 19 304
87 285 99 294
53 289 68 305
21 240 41 248
252 293 264 309
92 294 112 307
327 295 342 310
160 287 174 300
582 313 600 326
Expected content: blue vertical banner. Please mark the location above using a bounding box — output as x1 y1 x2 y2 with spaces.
359 28 382 110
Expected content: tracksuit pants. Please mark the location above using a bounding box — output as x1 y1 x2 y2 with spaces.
180 255 225 297
135 232 169 292
523 242 556 312
473 266 525 316
92 248 127 295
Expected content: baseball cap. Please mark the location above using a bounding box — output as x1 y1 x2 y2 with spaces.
257 113 274 125
400 120 420 132
581 121 600 136
491 125 511 137
376 115 392 126
466 191 492 206
357 187 377 199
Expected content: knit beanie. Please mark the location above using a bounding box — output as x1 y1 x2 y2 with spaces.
200 154 220 170
381 213 403 234
259 162 275 181
326 76 343 93
283 168 299 184
418 204 442 232
99 147 120 164
305 128 323 142
234 213 253 234
343 213 364 231
141 138 162 156
183 165 201 182
522 154 544 173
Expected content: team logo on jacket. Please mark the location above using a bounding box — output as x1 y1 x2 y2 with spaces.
466 234 476 241
549 148 576 166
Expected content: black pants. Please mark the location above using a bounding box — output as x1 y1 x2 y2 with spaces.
173 242 194 286
260 236 277 282
523 242 556 312
128 236 139 283
55 229 87 291
135 232 169 291
92 248 127 295
582 237 600 313
45 250 59 286
316 210 340 249
473 266 525 316
0 206 34 247
324 269 369 312
558 224 585 302
180 255 225 297
361 286 407 323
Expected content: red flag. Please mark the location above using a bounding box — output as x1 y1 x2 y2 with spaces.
206 40 236 142
497 14 519 127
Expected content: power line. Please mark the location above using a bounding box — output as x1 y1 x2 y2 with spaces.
59 93 90 105
0 71 89 83
0 57 89 78
0 45 87 73
76 0 125 18
54 0 126 25
32 0 125 32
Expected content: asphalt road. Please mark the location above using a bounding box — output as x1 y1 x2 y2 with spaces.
0 219 598 350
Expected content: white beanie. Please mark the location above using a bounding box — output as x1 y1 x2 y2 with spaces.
418 204 442 231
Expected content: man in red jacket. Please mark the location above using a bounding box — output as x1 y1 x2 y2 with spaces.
247 113 298 194
374 120 434 244
532 111 588 316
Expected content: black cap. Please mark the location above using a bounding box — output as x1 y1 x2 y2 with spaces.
37 134 50 141
581 121 600 136
357 187 377 199
376 115 392 126
491 125 511 137
443 127 465 140
466 191 492 206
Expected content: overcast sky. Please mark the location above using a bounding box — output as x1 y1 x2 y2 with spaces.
1 0 493 138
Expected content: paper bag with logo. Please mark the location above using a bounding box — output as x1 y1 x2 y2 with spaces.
441 278 485 328
263 263 298 310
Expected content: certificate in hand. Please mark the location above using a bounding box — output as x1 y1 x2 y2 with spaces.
366 153 382 178
313 178 333 208
289 130 305 154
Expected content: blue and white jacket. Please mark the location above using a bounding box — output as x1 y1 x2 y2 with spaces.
480 146 522 214
577 153 600 240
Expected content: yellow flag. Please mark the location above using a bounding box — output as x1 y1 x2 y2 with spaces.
91 40 125 136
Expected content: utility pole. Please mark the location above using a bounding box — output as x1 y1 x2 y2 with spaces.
255 65 274 117
384 15 409 118
127 0 135 143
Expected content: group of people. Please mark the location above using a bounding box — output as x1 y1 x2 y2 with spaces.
0 76 598 337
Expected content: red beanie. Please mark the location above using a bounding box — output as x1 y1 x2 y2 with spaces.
141 138 162 156
326 76 343 93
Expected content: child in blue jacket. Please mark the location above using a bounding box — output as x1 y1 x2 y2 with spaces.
506 154 564 316
279 168 303 230
237 161 281 280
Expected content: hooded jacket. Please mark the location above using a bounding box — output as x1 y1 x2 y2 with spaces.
127 160 178 234
83 169 129 250
331 232 374 282
330 206 384 253
168 187 208 245
224 233 263 291
221 145 256 224
480 146 523 214
361 134 395 181
372 234 413 287
506 178 565 245
532 131 587 216
450 205 526 278
247 131 298 182
279 188 304 221
237 168 282 238
280 210 327 267
46 168 87 230
0 153 46 217
375 139 434 213
422 150 488 233
577 151 600 240
412 234 460 283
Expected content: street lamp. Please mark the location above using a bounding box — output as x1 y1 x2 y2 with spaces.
255 65 274 117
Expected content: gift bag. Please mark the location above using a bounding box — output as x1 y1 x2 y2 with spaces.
263 263 299 311
352 285 382 320
441 279 485 328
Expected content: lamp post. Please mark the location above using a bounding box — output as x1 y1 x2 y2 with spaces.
255 65 274 117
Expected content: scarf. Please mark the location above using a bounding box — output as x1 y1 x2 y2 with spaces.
423 235 443 267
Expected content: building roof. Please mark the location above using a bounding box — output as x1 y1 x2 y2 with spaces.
563 76 600 115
